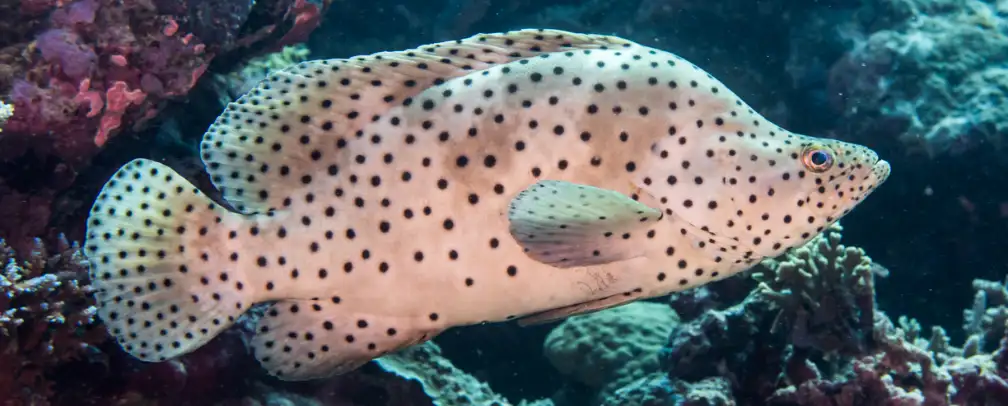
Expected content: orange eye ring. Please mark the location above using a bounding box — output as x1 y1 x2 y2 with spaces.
801 145 834 173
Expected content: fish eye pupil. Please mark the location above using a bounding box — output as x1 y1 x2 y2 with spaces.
802 147 833 172
810 150 829 166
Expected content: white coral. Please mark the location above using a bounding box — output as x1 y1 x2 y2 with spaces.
0 100 13 133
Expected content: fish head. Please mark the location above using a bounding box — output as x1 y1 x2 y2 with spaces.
738 134 889 255
669 129 889 260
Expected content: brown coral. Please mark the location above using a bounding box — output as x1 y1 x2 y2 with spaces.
752 223 879 356
0 235 104 405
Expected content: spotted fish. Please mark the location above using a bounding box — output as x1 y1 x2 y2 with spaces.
83 29 890 381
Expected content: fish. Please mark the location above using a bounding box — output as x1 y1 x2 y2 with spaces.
82 29 890 381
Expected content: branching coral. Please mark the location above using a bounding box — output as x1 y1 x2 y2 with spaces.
753 225 955 404
655 223 1006 404
751 223 878 357
658 224 880 402
963 277 1008 353
0 235 104 404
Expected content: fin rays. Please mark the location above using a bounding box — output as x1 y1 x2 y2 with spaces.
85 159 257 362
508 180 663 268
200 29 637 214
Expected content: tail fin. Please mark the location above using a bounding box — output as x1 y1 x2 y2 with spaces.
84 159 257 362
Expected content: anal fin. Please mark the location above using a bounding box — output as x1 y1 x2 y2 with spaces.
251 299 438 381
517 289 645 326
508 180 663 268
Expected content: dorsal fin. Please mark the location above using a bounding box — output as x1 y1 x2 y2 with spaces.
199 29 638 213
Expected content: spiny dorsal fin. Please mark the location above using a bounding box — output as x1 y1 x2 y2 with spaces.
508 180 663 268
200 29 638 214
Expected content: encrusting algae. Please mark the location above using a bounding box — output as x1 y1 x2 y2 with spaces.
81 29 891 381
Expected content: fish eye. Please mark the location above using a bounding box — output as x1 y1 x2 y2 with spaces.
801 146 834 173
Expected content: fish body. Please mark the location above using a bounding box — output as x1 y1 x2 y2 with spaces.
83 29 890 381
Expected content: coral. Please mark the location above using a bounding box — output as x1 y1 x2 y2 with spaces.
0 99 12 131
6 0 235 156
963 277 1008 353
750 223 878 357
827 0 1008 156
0 0 333 256
375 340 553 406
766 313 957 405
656 224 883 401
653 221 1008 405
658 223 931 403
598 373 676 406
660 293 773 401
599 373 735 406
0 235 103 405
544 302 678 402
211 44 311 103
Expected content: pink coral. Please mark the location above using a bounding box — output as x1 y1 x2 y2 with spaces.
7 0 218 152
94 80 145 145
0 0 331 272
72 77 102 117
275 0 327 49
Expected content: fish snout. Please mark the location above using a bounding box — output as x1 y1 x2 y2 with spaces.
872 159 891 184
857 154 890 197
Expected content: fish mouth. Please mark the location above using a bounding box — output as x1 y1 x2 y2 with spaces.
870 159 891 184
861 157 891 194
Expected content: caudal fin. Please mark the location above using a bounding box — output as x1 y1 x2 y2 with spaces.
84 159 257 362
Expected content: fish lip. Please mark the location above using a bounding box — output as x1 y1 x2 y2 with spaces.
871 159 891 183
862 158 891 192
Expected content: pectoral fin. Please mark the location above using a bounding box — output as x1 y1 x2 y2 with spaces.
507 180 663 268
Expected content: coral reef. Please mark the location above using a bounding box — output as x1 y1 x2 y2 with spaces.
377 341 554 406
0 235 102 405
0 0 332 255
210 43 312 105
0 0 1005 405
653 224 1008 405
500 223 1007 406
544 302 678 403
828 0 1008 157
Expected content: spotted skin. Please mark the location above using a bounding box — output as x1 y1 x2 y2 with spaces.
83 29 890 381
